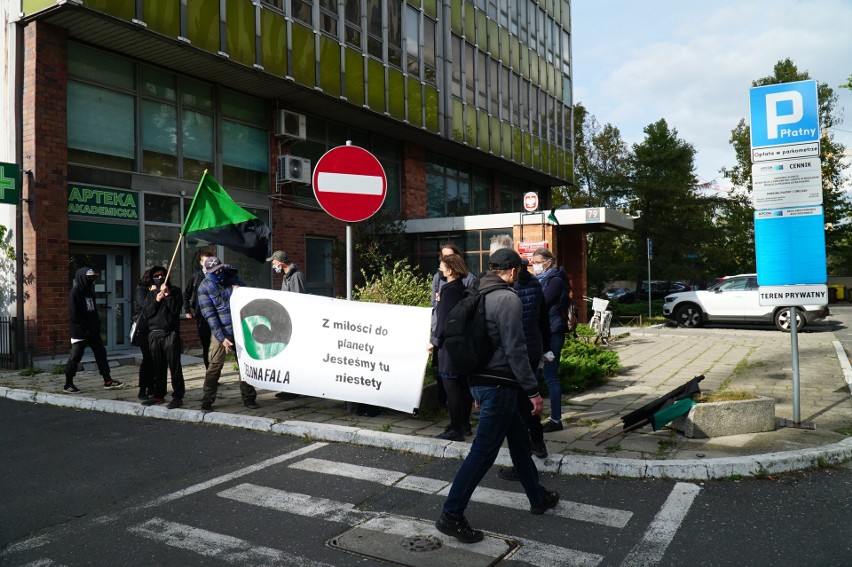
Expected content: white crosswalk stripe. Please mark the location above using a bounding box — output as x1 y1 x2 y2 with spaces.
289 457 632 528
129 517 335 567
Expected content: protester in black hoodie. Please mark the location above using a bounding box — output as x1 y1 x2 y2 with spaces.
140 265 185 408
133 268 156 401
64 267 123 393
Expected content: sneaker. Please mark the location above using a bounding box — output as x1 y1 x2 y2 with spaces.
274 392 300 400
530 490 560 515
497 466 519 481
244 401 260 410
137 392 148 402
435 513 483 544
434 429 464 441
531 441 548 459
541 419 563 433
167 398 183 409
63 384 81 394
463 424 473 436
103 380 124 390
201 401 213 413
142 396 165 406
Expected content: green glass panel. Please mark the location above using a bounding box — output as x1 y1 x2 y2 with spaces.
425 85 439 132
519 46 528 79
465 103 476 146
529 51 538 84
68 44 134 90
562 1 570 28
291 23 317 86
499 28 509 64
489 116 500 155
452 97 464 142
564 149 574 182
69 220 139 245
226 0 256 66
344 48 365 106
555 70 562 101
22 1 54 16
261 8 288 77
511 37 520 72
512 127 522 162
551 144 558 176
83 0 133 20
450 1 462 35
464 4 475 39
388 70 405 121
487 20 498 56
319 35 342 95
476 12 487 50
523 132 532 167
424 0 438 19
407 77 422 128
477 109 489 152
367 58 385 113
144 0 180 38
501 122 511 158
532 136 540 170
188 0 220 53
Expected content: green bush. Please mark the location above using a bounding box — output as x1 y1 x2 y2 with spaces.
551 337 620 393
353 259 431 307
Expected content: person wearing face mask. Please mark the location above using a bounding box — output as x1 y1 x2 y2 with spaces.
183 250 214 368
63 267 123 393
531 247 569 432
140 266 185 408
436 248 558 544
267 250 306 293
197 256 259 411
132 268 156 401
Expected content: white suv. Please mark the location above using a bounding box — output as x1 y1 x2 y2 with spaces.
662 274 829 332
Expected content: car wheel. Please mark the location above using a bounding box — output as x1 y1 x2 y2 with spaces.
775 307 806 332
674 304 703 328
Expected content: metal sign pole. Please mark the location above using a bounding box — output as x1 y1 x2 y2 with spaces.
647 238 652 319
790 307 800 423
346 223 352 300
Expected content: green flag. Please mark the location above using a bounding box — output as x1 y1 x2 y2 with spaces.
182 171 271 263
547 206 560 226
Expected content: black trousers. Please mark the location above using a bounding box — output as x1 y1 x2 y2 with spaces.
148 329 185 399
517 354 544 445
442 374 473 434
196 314 212 369
137 332 154 395
65 335 111 384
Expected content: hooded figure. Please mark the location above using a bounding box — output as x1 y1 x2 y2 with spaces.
139 265 185 407
63 267 123 393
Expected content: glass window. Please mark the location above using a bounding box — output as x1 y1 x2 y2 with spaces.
489 58 499 115
404 5 420 77
292 0 313 25
476 50 487 110
423 16 436 84
387 0 403 68
464 42 475 105
221 89 267 126
451 35 462 97
306 237 335 296
140 66 177 100
319 0 338 37
144 225 182 282
182 109 214 180
68 43 134 90
145 193 181 224
142 100 178 177
222 121 269 191
366 0 382 59
344 0 362 47
67 81 135 170
180 76 214 111
561 29 571 75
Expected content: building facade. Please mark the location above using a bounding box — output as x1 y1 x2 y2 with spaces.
0 0 631 361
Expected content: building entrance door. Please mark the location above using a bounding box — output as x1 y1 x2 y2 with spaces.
68 248 132 351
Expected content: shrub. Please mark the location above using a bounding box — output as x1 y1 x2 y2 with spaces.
553 337 620 393
353 259 431 307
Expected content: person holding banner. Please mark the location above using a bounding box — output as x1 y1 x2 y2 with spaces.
436 248 558 544
430 253 474 441
197 256 259 411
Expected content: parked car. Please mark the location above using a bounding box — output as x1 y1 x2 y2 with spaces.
605 287 635 303
635 281 691 300
662 273 829 332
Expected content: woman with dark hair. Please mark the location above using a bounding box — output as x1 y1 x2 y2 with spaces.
133 268 155 401
430 253 474 441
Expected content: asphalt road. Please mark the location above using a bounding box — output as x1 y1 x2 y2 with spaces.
2 399 851 566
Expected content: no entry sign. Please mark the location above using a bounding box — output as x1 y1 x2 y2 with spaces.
312 145 387 222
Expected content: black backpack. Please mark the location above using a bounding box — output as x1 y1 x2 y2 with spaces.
442 285 502 375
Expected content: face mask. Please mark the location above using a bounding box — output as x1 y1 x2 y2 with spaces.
273 265 282 274
532 263 544 275
206 271 225 283
152 277 165 286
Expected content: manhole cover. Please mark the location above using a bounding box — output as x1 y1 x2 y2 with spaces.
401 534 442 552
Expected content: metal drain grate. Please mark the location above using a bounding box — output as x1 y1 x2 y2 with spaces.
400 534 442 553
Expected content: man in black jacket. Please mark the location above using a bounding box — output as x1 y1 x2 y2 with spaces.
64 267 123 393
183 250 214 368
141 266 185 408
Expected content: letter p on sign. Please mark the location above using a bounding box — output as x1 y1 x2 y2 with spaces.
765 91 803 140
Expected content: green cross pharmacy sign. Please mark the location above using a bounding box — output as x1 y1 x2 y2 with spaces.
0 162 19 205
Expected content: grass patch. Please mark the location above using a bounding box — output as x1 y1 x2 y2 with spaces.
566 417 602 428
605 444 621 453
18 367 43 377
696 391 758 403
379 422 393 432
52 364 66 375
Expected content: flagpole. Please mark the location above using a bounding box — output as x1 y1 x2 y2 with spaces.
164 171 206 285
163 233 184 285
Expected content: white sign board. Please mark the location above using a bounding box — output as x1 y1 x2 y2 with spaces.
758 284 828 307
752 141 820 163
751 157 822 209
230 287 432 413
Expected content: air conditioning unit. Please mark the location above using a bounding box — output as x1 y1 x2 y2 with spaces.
275 109 306 140
276 155 311 185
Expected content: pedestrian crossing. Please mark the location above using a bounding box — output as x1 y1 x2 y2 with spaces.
9 444 700 567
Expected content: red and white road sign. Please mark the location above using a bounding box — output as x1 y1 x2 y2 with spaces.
523 192 539 212
312 145 387 223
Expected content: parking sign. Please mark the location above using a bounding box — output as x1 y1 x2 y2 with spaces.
749 80 819 149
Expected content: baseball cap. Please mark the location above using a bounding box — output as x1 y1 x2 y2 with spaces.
488 248 522 270
266 250 290 263
85 268 96 277
204 256 224 273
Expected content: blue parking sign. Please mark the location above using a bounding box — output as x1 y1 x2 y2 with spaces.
749 80 819 149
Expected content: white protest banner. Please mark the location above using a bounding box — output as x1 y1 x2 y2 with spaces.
229 287 432 414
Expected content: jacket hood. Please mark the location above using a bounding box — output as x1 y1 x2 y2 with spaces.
74 267 94 290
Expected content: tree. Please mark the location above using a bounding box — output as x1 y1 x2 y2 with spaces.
724 58 852 274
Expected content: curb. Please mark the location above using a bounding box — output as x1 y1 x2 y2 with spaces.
3 386 851 480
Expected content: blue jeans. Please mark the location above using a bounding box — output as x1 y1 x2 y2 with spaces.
442 385 546 518
543 332 565 422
